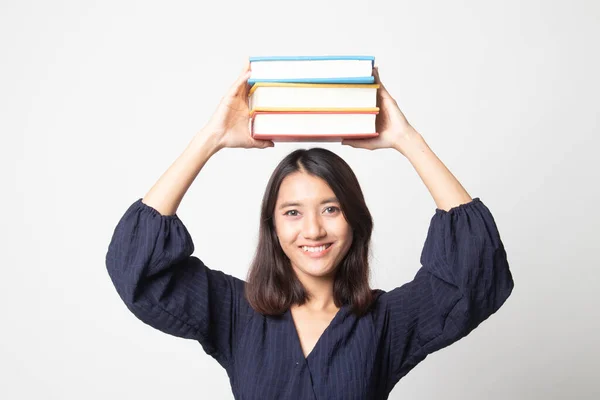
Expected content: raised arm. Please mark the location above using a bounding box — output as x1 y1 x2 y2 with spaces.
343 66 472 211
142 59 273 216
396 131 473 211
343 66 514 392
141 131 220 216
105 61 273 369
375 199 514 390
105 196 249 368
381 127 513 388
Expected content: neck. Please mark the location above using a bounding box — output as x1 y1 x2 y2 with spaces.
292 269 338 312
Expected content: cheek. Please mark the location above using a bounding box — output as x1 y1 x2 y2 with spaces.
340 227 354 254
336 221 353 242
274 221 297 247
341 234 353 253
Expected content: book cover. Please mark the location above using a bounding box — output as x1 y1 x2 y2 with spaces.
249 108 380 116
250 109 379 141
248 82 380 96
248 77 375 85
248 82 380 110
249 55 376 84
249 55 375 62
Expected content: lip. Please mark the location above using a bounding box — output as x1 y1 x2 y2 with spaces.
299 243 333 258
299 242 332 247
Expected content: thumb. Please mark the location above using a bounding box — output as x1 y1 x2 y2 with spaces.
341 139 364 148
228 70 252 97
253 139 275 149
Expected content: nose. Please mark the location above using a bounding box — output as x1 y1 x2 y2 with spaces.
302 212 327 240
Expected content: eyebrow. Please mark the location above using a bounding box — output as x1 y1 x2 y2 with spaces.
278 197 339 210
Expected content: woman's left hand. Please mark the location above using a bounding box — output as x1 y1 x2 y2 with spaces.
341 67 421 154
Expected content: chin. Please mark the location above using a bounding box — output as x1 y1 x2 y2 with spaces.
294 262 337 279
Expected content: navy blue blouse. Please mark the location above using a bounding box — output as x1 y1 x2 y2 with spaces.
106 197 514 399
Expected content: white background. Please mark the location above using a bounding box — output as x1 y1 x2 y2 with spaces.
1 0 599 399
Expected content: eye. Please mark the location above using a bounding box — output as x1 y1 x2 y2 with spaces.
284 210 299 217
325 206 340 214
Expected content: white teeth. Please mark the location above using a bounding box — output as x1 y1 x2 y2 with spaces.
302 244 331 253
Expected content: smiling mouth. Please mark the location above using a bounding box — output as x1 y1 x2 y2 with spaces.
300 243 332 250
299 243 333 256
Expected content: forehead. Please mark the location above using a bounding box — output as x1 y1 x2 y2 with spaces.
276 172 335 203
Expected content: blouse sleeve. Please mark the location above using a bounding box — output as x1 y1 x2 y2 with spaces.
374 198 514 390
105 198 252 369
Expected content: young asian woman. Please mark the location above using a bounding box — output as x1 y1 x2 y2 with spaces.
105 61 514 400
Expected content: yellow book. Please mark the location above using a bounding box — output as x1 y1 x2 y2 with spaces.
249 107 379 116
248 82 380 112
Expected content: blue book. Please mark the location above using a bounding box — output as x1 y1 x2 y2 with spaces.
249 55 375 84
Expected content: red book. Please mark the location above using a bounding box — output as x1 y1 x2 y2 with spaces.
250 108 379 142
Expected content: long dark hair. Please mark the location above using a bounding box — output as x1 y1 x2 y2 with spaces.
245 148 375 317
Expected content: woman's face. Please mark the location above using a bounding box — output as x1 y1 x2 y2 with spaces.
273 171 353 280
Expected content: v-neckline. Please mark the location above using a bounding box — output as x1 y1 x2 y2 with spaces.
286 304 346 362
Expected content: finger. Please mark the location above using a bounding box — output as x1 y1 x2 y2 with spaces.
241 58 253 94
241 57 251 73
244 57 253 87
226 58 252 94
373 67 393 100
372 66 384 88
228 69 252 97
373 67 390 96
252 139 274 148
341 139 364 148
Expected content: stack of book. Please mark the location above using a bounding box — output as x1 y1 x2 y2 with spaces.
248 55 379 142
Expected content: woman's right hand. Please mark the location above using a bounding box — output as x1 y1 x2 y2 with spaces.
203 59 274 150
